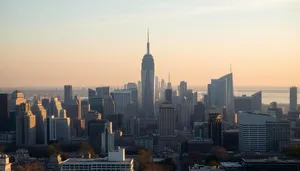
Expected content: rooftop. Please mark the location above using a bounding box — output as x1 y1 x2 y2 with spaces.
220 162 242 167
242 157 300 163
61 157 133 164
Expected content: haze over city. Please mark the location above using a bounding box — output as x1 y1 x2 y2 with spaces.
1 0 300 87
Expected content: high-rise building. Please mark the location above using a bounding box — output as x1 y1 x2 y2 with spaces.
141 31 155 118
48 98 63 117
83 110 102 132
194 102 206 122
124 102 138 121
208 73 234 123
290 87 298 112
165 89 172 103
137 81 142 110
194 122 208 138
0 94 10 132
66 96 82 120
88 119 114 153
88 88 96 100
44 113 71 143
208 111 222 146
179 99 194 129
81 100 90 116
268 102 283 121
193 92 198 106
96 87 110 98
102 96 116 117
23 110 36 146
155 76 160 101
158 103 175 137
10 90 26 111
179 81 187 102
89 97 103 114
112 89 132 114
266 121 290 152
41 98 50 111
127 82 137 89
238 111 276 152
31 100 47 144
64 85 73 104
125 117 140 136
234 91 262 114
160 79 166 101
106 114 124 131
16 102 36 146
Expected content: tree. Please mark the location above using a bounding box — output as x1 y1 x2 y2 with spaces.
138 148 152 171
158 158 177 171
205 155 220 167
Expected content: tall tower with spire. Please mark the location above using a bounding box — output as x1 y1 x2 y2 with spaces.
141 30 155 118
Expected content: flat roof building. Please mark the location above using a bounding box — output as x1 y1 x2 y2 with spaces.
60 148 133 171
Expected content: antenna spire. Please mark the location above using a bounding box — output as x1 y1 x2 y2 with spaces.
230 64 232 73
147 29 150 54
168 72 170 83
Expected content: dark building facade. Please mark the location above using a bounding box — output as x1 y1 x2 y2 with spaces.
208 112 222 146
194 102 205 122
64 85 73 104
223 130 239 151
165 89 172 103
0 94 10 132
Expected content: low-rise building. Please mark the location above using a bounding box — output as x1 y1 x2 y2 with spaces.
241 157 300 171
60 148 134 171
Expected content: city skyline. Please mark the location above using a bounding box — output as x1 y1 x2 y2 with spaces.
1 0 300 87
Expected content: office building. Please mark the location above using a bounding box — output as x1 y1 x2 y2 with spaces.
141 31 155 118
64 85 73 104
23 110 36 145
0 154 11 171
88 88 96 100
208 111 222 146
268 102 283 121
223 129 239 151
155 76 160 101
194 102 206 122
88 120 114 153
45 113 71 143
102 95 116 117
125 117 140 136
165 89 172 103
41 98 50 111
0 94 10 132
266 121 290 152
179 99 194 129
208 73 234 123
0 132 16 144
194 122 208 139
160 79 166 101
83 110 101 130
135 137 153 150
193 91 198 106
179 81 187 102
31 100 47 144
70 118 85 137
66 96 82 119
124 102 138 121
238 111 276 152
96 86 110 98
241 158 300 171
48 98 63 117
106 114 124 131
186 139 213 154
235 91 262 114
158 103 175 137
137 81 142 110
89 97 103 114
81 100 90 116
10 90 26 111
290 87 298 112
16 102 36 146
60 148 134 171
112 89 131 114
127 82 137 89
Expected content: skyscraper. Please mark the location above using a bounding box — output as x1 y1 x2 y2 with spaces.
158 103 175 137
64 85 73 104
88 88 96 100
290 87 298 112
66 96 82 120
194 102 206 122
179 81 187 102
10 90 26 111
88 120 114 153
96 87 110 98
155 76 160 101
165 89 172 103
112 89 132 114
208 73 234 123
0 94 10 132
141 30 155 118
48 98 63 117
31 100 47 144
208 111 222 146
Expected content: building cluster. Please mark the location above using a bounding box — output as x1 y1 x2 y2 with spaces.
0 33 299 171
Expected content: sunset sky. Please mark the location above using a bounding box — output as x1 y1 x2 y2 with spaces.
0 0 299 87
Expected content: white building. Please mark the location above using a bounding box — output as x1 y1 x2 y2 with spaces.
0 154 11 171
238 111 276 152
60 148 134 171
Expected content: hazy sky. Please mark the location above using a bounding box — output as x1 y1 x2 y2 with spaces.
0 0 299 87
